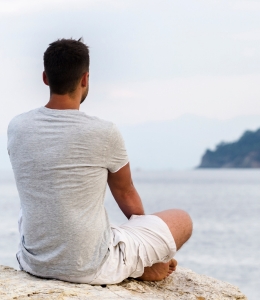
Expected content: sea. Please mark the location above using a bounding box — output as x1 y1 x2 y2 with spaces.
0 169 259 299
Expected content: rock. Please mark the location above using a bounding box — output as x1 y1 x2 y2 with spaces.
0 265 247 300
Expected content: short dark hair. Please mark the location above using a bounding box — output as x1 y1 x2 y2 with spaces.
43 38 89 94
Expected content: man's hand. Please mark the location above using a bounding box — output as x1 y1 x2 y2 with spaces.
107 163 145 219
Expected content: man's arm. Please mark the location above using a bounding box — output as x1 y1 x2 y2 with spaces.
107 163 145 219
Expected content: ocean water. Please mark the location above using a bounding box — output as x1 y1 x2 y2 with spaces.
0 169 259 299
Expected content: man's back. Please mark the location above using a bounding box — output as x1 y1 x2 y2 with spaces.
6 38 192 284
7 106 128 277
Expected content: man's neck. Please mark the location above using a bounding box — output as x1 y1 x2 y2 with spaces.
45 93 80 110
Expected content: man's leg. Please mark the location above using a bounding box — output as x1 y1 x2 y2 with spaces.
138 209 192 281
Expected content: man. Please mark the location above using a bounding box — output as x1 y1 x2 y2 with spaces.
7 38 192 284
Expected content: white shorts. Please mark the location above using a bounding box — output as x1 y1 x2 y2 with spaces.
18 214 176 285
89 214 177 284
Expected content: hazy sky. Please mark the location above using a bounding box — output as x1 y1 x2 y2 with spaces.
1 0 260 134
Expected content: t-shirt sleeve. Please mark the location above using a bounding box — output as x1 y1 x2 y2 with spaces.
106 124 129 173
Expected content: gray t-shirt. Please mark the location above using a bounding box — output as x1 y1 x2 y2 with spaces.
7 107 128 277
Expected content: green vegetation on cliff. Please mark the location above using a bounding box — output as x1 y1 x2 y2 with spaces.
198 128 260 168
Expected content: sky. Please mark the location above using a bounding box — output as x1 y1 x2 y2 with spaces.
1 0 260 170
1 0 260 135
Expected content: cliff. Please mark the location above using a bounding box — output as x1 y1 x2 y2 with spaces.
198 128 260 168
0 265 247 299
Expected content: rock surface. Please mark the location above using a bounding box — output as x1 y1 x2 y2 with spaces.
0 265 247 300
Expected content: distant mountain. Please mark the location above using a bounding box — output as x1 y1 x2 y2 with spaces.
119 114 260 170
198 128 260 168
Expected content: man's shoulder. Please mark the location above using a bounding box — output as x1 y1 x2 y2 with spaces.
83 114 116 132
8 108 40 132
80 115 124 146
7 107 119 137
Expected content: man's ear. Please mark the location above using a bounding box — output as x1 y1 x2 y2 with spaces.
43 71 49 86
81 72 89 87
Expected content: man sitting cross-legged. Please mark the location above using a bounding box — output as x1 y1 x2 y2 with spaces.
7 38 192 285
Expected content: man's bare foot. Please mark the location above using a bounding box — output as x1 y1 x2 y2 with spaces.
137 258 178 281
167 258 177 277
